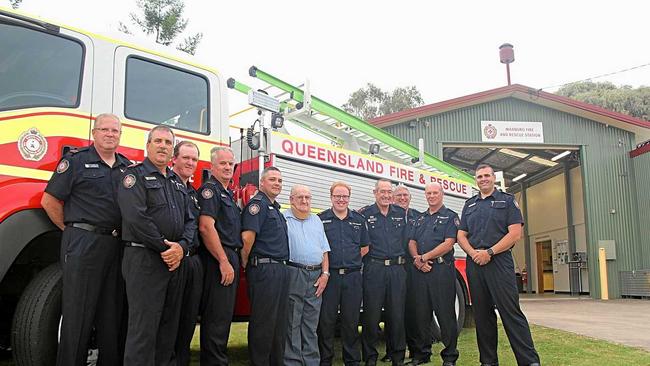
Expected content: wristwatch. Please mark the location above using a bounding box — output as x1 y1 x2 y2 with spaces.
487 248 495 257
322 271 330 277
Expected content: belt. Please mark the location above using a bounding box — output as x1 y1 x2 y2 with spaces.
332 267 361 275
69 223 119 237
287 261 322 271
250 257 287 267
369 256 406 266
125 242 146 248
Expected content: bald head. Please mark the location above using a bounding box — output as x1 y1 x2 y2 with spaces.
290 185 312 217
424 182 444 212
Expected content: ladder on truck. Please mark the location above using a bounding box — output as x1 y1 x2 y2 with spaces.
227 66 475 186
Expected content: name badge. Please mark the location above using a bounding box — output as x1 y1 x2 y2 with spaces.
321 219 332 224
84 163 99 168
144 176 157 181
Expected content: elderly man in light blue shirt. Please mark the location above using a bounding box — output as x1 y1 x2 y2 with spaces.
283 184 331 366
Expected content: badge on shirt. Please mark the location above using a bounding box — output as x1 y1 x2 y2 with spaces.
454 217 460 227
202 188 214 199
249 203 260 215
56 159 70 174
514 200 521 209
123 174 136 189
84 163 99 168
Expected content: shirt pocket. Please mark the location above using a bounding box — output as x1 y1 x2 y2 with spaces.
490 200 508 226
435 218 448 231
345 222 362 245
144 180 166 206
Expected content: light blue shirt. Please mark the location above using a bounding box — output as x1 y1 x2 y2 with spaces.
283 209 331 265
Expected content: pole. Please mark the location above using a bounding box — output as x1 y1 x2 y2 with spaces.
598 248 608 300
506 63 512 86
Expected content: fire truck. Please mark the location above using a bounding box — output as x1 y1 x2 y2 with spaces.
0 6 476 365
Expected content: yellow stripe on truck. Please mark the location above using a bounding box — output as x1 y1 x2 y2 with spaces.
0 164 52 181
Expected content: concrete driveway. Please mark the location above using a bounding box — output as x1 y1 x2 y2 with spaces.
519 295 650 352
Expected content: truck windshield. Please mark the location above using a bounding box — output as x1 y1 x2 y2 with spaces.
0 23 83 111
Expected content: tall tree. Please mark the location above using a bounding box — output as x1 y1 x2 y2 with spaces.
119 0 202 55
556 81 650 121
343 83 424 121
9 0 22 9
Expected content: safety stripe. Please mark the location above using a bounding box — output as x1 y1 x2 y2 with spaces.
0 164 51 181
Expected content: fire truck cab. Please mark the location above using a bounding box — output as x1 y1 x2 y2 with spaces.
0 7 227 364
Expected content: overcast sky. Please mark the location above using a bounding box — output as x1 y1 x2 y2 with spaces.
13 0 650 128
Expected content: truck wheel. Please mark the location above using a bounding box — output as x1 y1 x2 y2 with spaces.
11 263 62 366
454 278 466 334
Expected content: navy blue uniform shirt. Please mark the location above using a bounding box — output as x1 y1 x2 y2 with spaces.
118 158 196 253
45 145 131 229
459 189 523 249
318 208 369 269
409 205 459 262
241 192 289 260
358 203 408 259
198 177 242 249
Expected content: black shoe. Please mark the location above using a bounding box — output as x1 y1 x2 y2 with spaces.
529 364 541 366
380 354 391 363
480 363 498 366
442 362 456 366
405 357 430 365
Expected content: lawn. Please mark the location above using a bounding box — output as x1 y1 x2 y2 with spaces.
1 322 648 365
185 322 650 366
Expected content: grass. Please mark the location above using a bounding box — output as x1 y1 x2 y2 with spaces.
185 322 650 366
2 322 649 365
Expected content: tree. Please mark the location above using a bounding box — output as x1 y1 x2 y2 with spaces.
343 83 424 121
119 0 202 55
9 0 22 9
556 81 650 121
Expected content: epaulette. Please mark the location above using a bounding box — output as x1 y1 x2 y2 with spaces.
116 152 132 163
391 204 406 213
127 162 143 169
357 204 371 214
64 146 88 156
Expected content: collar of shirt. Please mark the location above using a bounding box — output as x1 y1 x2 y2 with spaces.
319 208 350 221
87 144 131 168
142 158 171 178
425 205 448 216
209 176 234 198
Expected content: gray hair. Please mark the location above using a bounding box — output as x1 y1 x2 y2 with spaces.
210 146 234 161
93 113 121 129
147 125 175 143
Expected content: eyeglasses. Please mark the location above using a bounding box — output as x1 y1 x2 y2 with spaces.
94 128 121 134
332 195 350 201
292 195 312 201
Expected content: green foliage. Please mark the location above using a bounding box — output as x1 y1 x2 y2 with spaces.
120 0 202 55
556 81 650 121
9 0 22 9
343 83 424 121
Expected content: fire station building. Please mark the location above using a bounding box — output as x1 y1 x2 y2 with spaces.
371 84 650 299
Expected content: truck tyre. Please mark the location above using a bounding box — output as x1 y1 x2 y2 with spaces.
454 278 466 334
11 263 62 366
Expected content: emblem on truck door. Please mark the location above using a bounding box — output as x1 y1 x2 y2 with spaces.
18 127 48 161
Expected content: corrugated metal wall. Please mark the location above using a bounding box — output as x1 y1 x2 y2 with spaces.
384 97 642 298
633 152 650 269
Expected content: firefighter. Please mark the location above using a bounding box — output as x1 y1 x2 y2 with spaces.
318 181 369 366
118 125 196 366
241 166 290 366
42 113 131 366
457 163 541 366
170 141 203 366
407 182 459 366
383 185 421 363
360 179 409 366
283 184 331 365
197 146 242 365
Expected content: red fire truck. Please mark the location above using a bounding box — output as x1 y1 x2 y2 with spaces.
0 7 475 365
